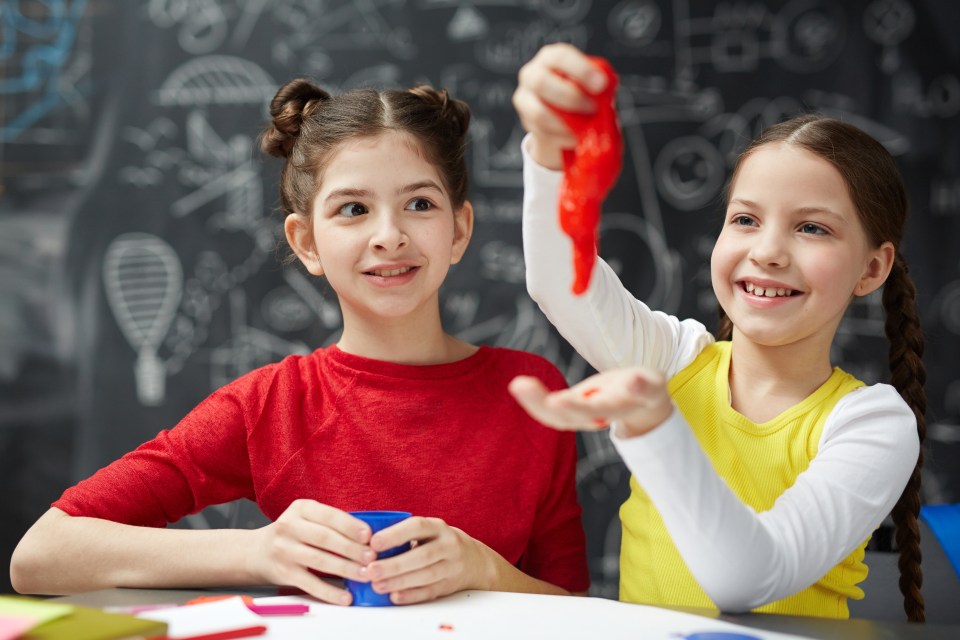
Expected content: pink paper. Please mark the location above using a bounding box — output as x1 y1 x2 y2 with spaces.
0 614 35 640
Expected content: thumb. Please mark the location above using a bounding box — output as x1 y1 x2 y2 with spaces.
508 375 549 402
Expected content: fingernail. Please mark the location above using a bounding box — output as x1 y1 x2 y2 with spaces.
340 593 351 605
373 581 388 593
593 418 609 427
583 387 599 398
357 565 368 578
392 592 403 604
362 549 376 563
587 71 605 93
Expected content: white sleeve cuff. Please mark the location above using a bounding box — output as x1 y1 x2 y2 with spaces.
608 408 689 466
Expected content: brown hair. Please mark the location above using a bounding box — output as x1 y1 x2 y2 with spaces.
717 114 926 622
260 78 472 221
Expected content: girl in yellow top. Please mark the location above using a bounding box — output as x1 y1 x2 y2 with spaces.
509 43 926 622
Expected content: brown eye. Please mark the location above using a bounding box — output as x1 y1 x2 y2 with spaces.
404 198 433 212
338 202 368 217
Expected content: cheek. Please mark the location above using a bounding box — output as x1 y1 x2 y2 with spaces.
709 239 734 292
424 224 457 256
313 229 355 267
804 252 859 297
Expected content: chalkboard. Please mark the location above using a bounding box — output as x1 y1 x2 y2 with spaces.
2 0 958 600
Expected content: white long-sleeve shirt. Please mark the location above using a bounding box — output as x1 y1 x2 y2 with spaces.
521 136 919 612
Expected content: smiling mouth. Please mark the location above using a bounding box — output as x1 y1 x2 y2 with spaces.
742 281 797 298
366 266 415 277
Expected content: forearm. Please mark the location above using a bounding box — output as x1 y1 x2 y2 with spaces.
521 136 711 375
485 551 572 596
463 532 573 597
11 508 259 595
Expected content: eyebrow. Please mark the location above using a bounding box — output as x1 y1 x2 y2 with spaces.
728 198 847 221
323 181 445 204
399 180 445 196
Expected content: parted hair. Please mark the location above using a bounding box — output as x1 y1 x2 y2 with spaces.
260 78 472 220
717 114 926 622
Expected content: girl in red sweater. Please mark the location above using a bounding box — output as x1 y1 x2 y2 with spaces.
11 79 589 604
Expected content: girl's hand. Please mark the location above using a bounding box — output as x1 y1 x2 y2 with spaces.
247 499 376 605
508 368 675 438
512 42 610 170
362 517 496 605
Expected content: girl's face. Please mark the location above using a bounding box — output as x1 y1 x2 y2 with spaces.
711 142 893 351
285 131 472 327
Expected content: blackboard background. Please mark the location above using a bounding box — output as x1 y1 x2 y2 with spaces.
1 0 958 603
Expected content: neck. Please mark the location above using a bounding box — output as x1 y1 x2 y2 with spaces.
728 330 835 420
337 307 475 365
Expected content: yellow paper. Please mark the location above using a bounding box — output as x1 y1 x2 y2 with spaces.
0 597 72 627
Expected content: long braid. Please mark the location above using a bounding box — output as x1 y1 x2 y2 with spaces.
883 254 927 622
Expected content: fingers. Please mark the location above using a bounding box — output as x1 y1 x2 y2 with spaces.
367 515 435 555
365 518 461 604
509 370 671 433
513 43 607 169
374 562 450 605
282 567 356 606
508 375 601 430
274 521 372 580
525 43 607 107
257 500 375 591
512 87 578 143
291 500 374 564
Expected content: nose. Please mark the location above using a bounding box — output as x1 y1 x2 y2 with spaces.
748 228 789 269
369 211 408 253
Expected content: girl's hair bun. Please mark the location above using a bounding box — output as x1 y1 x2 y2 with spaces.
408 85 471 139
261 78 331 158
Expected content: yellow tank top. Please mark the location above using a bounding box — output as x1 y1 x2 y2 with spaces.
619 341 869 618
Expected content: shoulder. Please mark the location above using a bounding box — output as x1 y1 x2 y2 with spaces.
482 347 567 390
214 348 322 399
821 382 918 451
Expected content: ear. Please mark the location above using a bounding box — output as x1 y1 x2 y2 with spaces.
284 213 324 276
854 241 895 297
450 200 474 265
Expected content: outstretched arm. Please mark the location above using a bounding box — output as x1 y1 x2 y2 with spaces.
510 376 918 612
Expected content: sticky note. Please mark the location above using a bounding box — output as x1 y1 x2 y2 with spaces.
0 597 73 627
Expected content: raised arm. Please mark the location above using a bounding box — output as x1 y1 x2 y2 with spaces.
515 44 709 374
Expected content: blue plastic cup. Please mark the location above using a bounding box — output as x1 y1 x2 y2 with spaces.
345 510 412 606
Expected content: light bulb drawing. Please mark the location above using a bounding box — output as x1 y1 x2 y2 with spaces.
103 233 183 406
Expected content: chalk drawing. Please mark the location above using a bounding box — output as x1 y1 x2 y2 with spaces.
0 0 89 142
102 233 183 406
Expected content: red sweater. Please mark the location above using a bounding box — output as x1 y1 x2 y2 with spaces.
55 345 589 591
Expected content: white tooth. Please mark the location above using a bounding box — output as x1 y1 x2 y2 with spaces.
374 267 409 276
745 282 754 293
764 288 777 297
754 286 765 296
777 288 786 296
